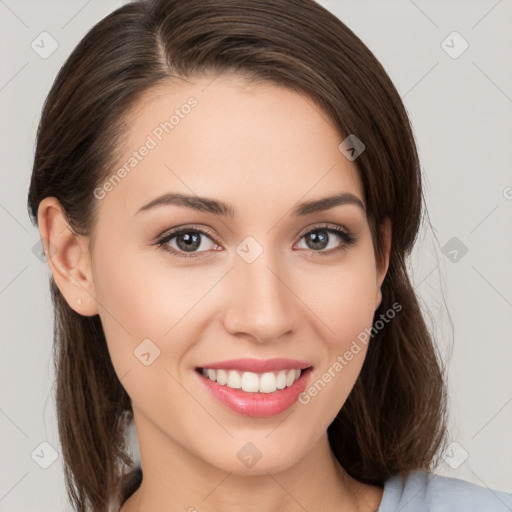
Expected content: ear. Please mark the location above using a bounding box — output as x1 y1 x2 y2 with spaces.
375 217 392 310
37 197 98 316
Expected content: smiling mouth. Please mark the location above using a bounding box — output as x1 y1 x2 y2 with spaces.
195 366 313 394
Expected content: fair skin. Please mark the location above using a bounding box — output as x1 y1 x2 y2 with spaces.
39 74 391 512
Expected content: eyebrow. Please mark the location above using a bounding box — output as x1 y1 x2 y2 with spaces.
135 192 365 217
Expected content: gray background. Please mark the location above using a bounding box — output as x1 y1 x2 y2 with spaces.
1 0 511 510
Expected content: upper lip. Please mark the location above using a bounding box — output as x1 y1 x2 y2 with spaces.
197 358 312 373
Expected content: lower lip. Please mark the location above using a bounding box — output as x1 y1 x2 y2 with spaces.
196 368 312 417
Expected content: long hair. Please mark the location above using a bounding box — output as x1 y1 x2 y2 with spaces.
27 1 449 510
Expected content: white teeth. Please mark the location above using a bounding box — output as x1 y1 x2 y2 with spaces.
201 367 305 393
259 372 276 393
227 369 241 389
216 369 228 386
276 370 287 390
241 372 260 392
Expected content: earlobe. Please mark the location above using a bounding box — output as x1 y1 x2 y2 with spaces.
375 218 392 310
37 197 98 316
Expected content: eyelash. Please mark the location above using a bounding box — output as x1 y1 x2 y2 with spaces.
154 224 357 259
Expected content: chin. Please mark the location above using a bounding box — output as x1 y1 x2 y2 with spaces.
201 439 307 477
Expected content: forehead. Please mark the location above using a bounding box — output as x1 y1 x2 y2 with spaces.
100 73 365 218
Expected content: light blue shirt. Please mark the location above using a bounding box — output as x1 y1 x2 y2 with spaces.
377 470 512 511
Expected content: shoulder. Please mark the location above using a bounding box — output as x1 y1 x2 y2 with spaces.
377 469 512 511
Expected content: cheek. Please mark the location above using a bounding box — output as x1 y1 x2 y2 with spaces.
90 241 168 377
91 242 225 370
291 251 378 419
90 245 195 416
92 242 188 336
294 254 379 346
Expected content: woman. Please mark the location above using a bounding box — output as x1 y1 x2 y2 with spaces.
27 0 512 511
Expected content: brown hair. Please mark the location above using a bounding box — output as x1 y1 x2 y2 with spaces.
27 0 449 510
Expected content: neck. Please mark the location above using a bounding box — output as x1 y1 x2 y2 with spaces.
120 412 383 512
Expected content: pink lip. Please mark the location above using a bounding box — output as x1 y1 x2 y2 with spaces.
196 367 313 417
196 358 312 373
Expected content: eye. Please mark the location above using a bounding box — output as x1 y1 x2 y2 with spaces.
155 227 220 259
295 224 356 255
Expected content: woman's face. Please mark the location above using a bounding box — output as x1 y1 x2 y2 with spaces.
85 74 390 474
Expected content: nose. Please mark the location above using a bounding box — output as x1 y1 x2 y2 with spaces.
222 251 296 344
